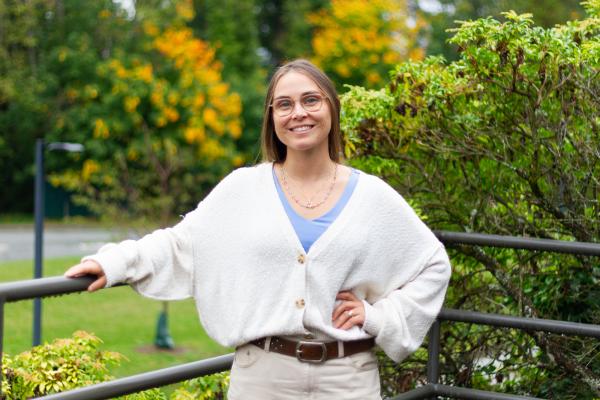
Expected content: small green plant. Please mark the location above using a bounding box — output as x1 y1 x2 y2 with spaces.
1 331 167 399
2 331 121 398
170 372 230 400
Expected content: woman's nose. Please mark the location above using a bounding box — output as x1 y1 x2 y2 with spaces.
291 102 307 118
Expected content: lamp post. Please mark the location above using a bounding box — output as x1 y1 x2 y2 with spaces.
33 139 84 346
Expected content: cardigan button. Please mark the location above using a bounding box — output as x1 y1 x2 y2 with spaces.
297 254 305 264
295 299 305 309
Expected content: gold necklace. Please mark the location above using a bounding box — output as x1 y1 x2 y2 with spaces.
280 163 338 209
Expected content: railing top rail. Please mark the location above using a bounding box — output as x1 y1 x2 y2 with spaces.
1 231 599 302
434 231 600 256
1 274 598 339
0 275 95 302
439 308 600 338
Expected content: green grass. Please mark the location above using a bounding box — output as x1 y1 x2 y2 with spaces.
0 213 33 224
0 257 231 378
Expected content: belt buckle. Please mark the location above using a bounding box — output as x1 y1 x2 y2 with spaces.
295 341 327 364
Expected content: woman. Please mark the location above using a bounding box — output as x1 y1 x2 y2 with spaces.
66 59 451 399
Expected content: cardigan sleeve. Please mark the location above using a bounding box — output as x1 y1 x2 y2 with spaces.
80 167 247 300
81 211 197 301
360 243 451 362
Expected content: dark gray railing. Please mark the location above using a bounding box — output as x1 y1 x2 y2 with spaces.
433 230 600 256
0 231 598 400
397 231 600 400
40 355 234 400
401 313 600 400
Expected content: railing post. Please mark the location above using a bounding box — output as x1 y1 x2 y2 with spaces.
33 138 45 346
427 319 441 399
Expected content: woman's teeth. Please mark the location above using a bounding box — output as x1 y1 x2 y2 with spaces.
291 125 313 132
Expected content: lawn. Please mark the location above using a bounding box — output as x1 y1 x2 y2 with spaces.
0 256 231 378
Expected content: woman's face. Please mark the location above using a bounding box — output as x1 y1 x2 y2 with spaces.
271 71 332 157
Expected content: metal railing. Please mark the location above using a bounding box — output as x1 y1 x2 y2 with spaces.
0 231 598 400
391 231 600 400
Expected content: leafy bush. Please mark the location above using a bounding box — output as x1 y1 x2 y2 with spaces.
170 372 229 400
1 331 229 399
2 331 123 398
342 1 599 398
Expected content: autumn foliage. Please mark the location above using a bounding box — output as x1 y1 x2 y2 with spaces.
310 0 424 88
49 5 243 226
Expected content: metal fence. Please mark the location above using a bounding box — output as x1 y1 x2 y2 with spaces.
0 231 599 400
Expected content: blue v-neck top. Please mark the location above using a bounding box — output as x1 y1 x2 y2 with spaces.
273 167 360 252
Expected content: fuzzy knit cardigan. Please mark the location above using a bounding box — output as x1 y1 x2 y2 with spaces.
85 162 451 362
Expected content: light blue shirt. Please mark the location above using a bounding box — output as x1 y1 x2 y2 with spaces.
273 167 360 252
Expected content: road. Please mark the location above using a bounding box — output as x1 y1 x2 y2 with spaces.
0 225 126 262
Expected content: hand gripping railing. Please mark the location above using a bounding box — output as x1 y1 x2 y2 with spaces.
0 231 599 399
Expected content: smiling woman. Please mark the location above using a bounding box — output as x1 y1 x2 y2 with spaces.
64 59 451 400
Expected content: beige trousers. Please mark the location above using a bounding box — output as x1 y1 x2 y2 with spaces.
227 343 382 400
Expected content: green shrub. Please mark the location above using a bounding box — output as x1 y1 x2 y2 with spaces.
1 331 228 399
2 331 124 398
170 372 229 400
341 1 599 398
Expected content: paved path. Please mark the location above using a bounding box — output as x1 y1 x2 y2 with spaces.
0 225 124 262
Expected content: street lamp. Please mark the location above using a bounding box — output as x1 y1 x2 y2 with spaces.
33 139 84 346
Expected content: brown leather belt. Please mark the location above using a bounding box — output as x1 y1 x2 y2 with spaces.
250 336 375 364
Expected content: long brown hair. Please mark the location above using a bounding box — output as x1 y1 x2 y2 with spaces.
260 59 342 162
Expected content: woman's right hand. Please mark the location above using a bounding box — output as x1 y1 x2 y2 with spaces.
64 260 107 292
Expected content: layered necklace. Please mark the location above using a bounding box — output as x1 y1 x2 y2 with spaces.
280 162 338 209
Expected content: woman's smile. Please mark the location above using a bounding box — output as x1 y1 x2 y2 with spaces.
288 124 316 133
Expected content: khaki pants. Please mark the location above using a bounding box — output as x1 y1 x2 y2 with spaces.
228 343 382 400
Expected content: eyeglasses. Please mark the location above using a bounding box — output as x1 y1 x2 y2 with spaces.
270 93 327 117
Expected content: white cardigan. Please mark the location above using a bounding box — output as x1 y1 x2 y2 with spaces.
85 162 451 362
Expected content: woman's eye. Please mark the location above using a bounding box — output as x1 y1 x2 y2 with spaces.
303 96 320 105
276 100 292 109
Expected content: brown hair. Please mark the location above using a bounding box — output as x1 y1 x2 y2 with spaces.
260 59 342 162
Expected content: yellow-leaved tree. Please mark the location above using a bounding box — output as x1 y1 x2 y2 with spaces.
309 0 425 88
49 2 243 227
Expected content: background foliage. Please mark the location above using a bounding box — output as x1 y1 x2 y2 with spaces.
48 2 243 226
309 0 424 89
342 1 600 397
422 0 586 60
0 0 586 220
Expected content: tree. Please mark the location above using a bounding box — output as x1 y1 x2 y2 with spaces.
192 0 265 160
341 1 599 397
254 0 300 66
421 0 585 61
0 0 128 215
309 0 424 89
47 1 243 227
0 0 57 214
254 0 329 65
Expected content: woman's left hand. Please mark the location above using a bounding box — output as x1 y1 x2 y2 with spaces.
332 291 365 330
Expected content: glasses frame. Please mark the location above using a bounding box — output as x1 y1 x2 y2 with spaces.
270 92 329 117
